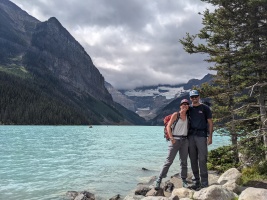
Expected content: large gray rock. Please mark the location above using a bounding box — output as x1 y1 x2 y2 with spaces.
171 188 194 199
145 188 165 197
135 185 152 196
193 185 237 200
217 168 242 193
208 172 220 185
238 187 267 200
74 191 95 200
66 191 95 200
217 168 241 185
135 176 157 196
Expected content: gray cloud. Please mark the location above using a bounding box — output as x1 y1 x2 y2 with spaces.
11 0 214 89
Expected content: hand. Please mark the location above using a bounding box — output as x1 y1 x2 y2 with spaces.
170 138 176 144
207 136 212 145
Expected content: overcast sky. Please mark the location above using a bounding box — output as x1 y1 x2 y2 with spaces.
11 0 214 89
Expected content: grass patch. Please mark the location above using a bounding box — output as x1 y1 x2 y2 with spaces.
238 161 267 186
0 65 32 79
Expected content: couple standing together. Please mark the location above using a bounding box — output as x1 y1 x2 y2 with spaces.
155 90 213 191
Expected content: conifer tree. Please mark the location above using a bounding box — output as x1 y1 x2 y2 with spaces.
180 0 267 161
237 0 267 160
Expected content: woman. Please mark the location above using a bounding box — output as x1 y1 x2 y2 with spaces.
155 99 190 190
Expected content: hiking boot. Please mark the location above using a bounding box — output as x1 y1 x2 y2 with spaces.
189 181 201 190
195 183 208 191
182 179 189 188
201 182 209 187
155 181 161 190
154 178 162 190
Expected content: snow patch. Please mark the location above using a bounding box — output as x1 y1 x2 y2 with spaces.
124 86 190 99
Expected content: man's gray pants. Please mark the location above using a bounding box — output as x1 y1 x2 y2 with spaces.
158 139 188 179
188 135 208 185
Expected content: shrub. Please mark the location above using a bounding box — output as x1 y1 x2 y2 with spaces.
238 136 266 166
238 161 267 186
207 145 240 173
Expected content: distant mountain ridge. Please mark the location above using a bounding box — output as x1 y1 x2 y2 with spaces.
0 0 146 125
106 74 213 121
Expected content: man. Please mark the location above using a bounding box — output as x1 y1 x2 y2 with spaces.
188 90 213 190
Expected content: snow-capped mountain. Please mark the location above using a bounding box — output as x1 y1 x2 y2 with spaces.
124 86 189 100
106 74 213 120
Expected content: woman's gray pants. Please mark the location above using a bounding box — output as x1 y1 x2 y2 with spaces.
158 139 188 179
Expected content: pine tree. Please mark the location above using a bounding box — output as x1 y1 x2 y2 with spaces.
180 0 267 161
237 0 267 160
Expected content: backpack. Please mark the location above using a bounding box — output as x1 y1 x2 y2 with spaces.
163 113 179 141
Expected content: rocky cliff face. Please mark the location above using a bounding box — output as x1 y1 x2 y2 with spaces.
105 82 136 111
0 0 145 125
0 0 111 104
25 17 112 103
0 0 39 64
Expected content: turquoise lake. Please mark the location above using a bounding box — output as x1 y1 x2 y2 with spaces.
0 126 230 200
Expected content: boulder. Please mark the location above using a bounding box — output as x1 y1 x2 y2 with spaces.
169 176 182 189
135 185 151 196
217 168 242 194
193 185 237 200
217 168 241 185
222 181 245 194
171 188 194 199
208 172 220 185
146 188 165 197
163 181 174 193
238 187 267 200
66 191 95 200
134 176 157 196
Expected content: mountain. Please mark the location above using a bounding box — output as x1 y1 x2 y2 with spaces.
105 82 136 111
107 74 213 120
0 0 146 125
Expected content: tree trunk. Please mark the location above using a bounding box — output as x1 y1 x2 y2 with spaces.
231 131 239 163
230 95 239 163
259 86 267 160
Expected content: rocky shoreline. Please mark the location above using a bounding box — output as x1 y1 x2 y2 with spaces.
65 168 267 200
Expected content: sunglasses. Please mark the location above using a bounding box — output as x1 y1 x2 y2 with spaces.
190 95 199 99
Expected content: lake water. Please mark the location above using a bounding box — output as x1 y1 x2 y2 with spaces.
0 126 230 200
